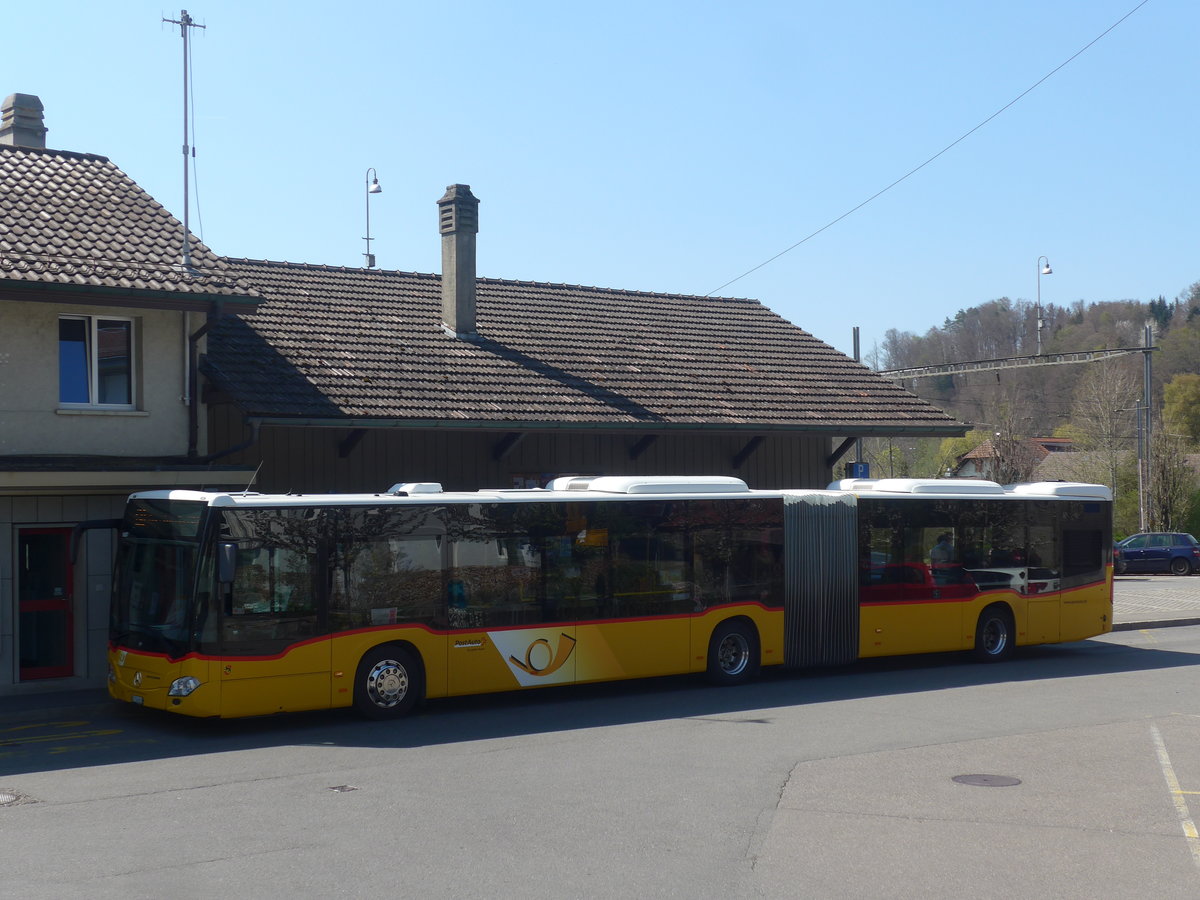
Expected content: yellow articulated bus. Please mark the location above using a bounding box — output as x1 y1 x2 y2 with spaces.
106 475 1113 719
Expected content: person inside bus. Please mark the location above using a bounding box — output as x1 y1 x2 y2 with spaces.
930 533 962 585
930 533 955 565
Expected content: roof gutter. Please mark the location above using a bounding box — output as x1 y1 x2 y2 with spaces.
0 276 261 310
245 416 967 438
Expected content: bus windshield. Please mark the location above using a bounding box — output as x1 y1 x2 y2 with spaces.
110 498 206 658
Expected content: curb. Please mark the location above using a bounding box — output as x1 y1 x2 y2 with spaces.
1112 617 1200 632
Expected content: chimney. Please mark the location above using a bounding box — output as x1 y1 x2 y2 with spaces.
0 93 47 149
438 183 479 336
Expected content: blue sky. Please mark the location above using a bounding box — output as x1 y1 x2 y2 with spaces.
8 1 1195 359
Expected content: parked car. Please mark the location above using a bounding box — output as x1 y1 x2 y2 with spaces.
1116 532 1200 575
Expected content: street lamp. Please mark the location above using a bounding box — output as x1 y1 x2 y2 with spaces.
363 168 382 268
1036 256 1052 355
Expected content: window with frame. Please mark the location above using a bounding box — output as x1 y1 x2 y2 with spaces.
58 315 135 407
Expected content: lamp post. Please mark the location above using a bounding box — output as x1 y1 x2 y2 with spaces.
1036 256 1052 355
363 168 382 268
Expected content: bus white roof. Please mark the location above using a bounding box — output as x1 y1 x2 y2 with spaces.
130 475 1110 507
129 476 759 507
826 477 1111 501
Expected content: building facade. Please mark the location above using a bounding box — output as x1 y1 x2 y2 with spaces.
1 94 963 696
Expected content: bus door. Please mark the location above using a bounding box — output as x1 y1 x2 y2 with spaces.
577 518 692 682
217 512 329 716
897 525 969 653
445 522 575 696
1023 518 1061 644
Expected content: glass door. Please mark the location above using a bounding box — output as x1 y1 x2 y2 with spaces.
17 527 75 679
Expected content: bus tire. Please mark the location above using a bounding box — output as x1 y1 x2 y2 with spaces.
354 645 423 720
706 619 759 686
973 605 1015 663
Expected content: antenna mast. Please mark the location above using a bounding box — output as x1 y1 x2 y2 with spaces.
163 9 206 270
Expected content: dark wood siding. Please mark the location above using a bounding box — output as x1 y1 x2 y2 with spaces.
208 404 832 493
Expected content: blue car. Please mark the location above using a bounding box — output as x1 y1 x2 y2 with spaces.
1116 532 1200 575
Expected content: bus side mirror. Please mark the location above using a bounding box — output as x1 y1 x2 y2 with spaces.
218 542 238 585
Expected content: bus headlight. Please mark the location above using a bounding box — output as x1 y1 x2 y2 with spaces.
168 676 202 697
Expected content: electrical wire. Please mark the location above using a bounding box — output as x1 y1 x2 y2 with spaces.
705 0 1153 297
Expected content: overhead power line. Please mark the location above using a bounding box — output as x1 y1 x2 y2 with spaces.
878 346 1151 381
705 0 1154 297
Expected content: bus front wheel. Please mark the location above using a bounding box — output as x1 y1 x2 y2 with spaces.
706 619 760 686
973 606 1014 663
354 645 423 719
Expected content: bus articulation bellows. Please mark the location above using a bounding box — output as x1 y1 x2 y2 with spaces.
107 475 1113 719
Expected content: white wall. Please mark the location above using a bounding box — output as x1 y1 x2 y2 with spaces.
0 300 192 456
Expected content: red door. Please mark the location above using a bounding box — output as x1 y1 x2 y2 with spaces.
17 528 75 679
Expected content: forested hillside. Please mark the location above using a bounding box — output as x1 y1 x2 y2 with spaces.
858 281 1200 536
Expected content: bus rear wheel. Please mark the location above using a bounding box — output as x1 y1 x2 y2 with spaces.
973 606 1014 663
706 619 759 686
354 645 423 719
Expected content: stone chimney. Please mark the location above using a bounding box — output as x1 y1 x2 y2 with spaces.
438 184 479 336
0 93 47 149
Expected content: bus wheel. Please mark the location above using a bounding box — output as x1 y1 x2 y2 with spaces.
706 620 759 686
354 646 423 719
973 606 1014 663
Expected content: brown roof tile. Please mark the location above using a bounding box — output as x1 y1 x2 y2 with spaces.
206 259 963 434
0 144 257 302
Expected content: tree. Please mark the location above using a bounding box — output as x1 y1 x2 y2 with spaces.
1148 296 1172 332
1163 374 1200 445
1068 358 1140 491
1148 424 1196 532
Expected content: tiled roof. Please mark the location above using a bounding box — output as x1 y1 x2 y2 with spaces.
206 258 963 433
0 144 257 302
960 437 1071 461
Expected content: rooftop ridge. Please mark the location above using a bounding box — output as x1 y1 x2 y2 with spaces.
224 256 762 304
223 257 436 279
0 143 110 164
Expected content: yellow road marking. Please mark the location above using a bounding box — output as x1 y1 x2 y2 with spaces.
0 721 122 748
0 720 88 733
1151 724 1200 872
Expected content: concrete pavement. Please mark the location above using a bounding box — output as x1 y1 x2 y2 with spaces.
1110 572 1200 631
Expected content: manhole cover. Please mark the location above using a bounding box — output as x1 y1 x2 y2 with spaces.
952 774 1022 787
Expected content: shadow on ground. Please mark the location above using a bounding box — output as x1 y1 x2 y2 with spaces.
2 632 1198 776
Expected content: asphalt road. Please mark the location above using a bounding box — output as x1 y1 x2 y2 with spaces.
4 588 1200 898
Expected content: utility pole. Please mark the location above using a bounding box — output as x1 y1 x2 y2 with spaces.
1142 323 1154 529
163 9 206 270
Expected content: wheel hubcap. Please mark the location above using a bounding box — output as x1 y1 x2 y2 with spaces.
718 634 750 676
366 660 408 708
984 620 1007 655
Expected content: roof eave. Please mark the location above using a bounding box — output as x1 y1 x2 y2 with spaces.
247 415 967 438
0 278 261 311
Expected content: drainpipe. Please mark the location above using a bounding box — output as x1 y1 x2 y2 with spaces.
201 419 261 464
187 302 223 458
